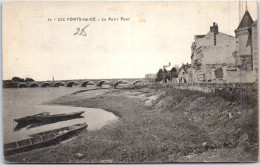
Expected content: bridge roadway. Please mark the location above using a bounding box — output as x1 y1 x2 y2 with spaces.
16 78 147 88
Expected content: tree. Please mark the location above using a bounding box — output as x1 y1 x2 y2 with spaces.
163 69 171 83
156 69 164 82
25 78 35 82
11 77 24 82
170 67 178 78
156 69 172 83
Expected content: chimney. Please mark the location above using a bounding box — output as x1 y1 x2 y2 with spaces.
210 22 218 34
210 22 218 45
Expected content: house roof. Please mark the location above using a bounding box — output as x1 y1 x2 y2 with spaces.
178 64 191 73
237 10 254 29
194 31 235 48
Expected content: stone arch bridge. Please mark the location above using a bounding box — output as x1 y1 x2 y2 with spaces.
15 78 147 88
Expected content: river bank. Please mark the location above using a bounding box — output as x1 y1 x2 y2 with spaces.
2 88 117 143
5 86 258 163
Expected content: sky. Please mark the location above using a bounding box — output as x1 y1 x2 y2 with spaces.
2 1 258 81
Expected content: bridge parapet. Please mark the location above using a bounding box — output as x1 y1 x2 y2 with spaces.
9 78 147 88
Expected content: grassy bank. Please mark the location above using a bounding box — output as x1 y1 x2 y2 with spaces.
5 87 258 163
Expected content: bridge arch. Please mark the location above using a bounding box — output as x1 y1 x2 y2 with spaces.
132 80 148 85
29 83 40 88
80 81 96 87
67 81 79 87
41 82 52 87
53 82 65 87
113 80 131 88
18 83 28 88
97 80 112 87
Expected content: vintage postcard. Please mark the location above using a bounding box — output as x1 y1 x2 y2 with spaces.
2 1 258 163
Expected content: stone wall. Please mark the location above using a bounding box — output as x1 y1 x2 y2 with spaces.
168 82 257 94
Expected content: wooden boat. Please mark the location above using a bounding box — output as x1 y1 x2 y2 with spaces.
29 123 87 137
14 112 50 123
4 122 88 156
14 111 85 123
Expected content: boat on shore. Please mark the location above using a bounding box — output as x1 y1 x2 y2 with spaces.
14 111 85 123
4 122 88 156
29 123 87 137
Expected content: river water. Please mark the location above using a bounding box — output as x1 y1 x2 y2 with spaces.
3 87 118 143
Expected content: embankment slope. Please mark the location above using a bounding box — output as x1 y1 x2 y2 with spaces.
5 87 258 163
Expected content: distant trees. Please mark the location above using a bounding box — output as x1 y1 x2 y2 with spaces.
156 67 179 83
25 78 35 82
156 69 164 82
163 69 171 83
170 67 178 78
11 77 35 82
11 77 23 82
3 77 35 88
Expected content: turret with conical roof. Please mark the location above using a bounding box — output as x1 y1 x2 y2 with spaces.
234 10 255 63
234 9 257 81
236 10 254 30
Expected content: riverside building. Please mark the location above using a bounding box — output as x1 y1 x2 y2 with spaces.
190 22 236 82
190 10 257 83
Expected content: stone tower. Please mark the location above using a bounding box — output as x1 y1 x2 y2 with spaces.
234 10 254 70
234 10 258 82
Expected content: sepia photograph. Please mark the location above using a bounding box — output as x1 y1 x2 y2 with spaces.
2 1 259 163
